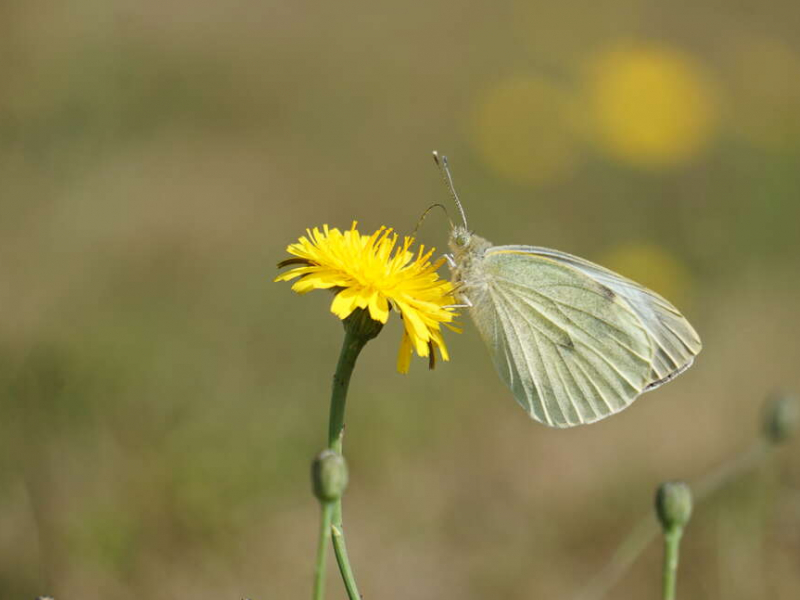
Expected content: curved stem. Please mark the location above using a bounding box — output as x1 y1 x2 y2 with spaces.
332 524 361 598
312 311 380 600
328 325 368 453
692 440 769 501
326 325 369 600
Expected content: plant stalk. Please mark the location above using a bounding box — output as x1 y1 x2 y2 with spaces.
661 528 683 600
326 324 369 599
312 309 380 600
312 502 334 600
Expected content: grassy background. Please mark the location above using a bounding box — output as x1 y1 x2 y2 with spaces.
1 1 799 598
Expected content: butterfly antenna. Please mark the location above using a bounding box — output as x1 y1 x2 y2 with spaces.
412 203 451 237
432 151 468 230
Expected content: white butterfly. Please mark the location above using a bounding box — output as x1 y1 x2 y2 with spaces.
433 152 702 428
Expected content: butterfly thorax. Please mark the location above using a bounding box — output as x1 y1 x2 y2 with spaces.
448 226 493 302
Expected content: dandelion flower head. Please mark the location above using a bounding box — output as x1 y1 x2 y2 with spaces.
276 223 458 373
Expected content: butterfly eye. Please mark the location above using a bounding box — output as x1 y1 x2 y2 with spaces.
452 227 471 248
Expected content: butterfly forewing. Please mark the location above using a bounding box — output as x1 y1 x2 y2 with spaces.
495 246 702 389
466 249 658 427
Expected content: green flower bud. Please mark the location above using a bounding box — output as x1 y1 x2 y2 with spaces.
655 481 693 531
762 392 799 444
312 450 348 502
343 307 384 342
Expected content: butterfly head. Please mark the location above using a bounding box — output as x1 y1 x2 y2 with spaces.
448 225 492 264
450 224 471 249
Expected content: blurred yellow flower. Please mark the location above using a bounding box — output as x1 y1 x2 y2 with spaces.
469 76 580 185
588 44 718 167
600 242 691 306
275 223 458 373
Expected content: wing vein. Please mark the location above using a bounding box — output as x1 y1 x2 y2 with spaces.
497 289 571 425
490 287 545 422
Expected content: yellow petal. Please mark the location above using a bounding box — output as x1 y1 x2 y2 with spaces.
432 331 449 361
274 270 303 283
291 277 328 294
368 292 390 324
396 331 414 374
396 301 431 353
330 287 361 320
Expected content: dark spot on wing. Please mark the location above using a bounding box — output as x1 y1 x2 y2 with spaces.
559 336 575 351
600 285 616 300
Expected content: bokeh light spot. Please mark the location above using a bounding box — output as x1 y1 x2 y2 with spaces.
469 76 580 185
588 44 718 167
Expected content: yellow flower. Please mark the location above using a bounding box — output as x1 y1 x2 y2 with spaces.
275 223 458 373
587 43 718 167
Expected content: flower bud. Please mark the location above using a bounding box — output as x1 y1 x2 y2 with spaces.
655 481 693 531
312 450 348 502
343 307 384 341
762 392 799 444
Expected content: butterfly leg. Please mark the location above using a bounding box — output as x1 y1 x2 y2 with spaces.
445 281 472 309
443 253 456 268
445 296 472 309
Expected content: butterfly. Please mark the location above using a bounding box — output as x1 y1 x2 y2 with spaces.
432 152 702 428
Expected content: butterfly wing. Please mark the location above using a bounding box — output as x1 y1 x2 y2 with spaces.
464 249 653 427
495 246 702 390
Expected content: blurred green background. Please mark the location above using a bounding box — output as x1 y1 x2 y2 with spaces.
2 1 800 598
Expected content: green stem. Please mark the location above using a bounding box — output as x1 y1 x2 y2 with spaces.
328 325 369 453
327 325 369 600
574 440 771 600
332 524 361 599
661 528 683 600
312 502 335 600
312 310 381 600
